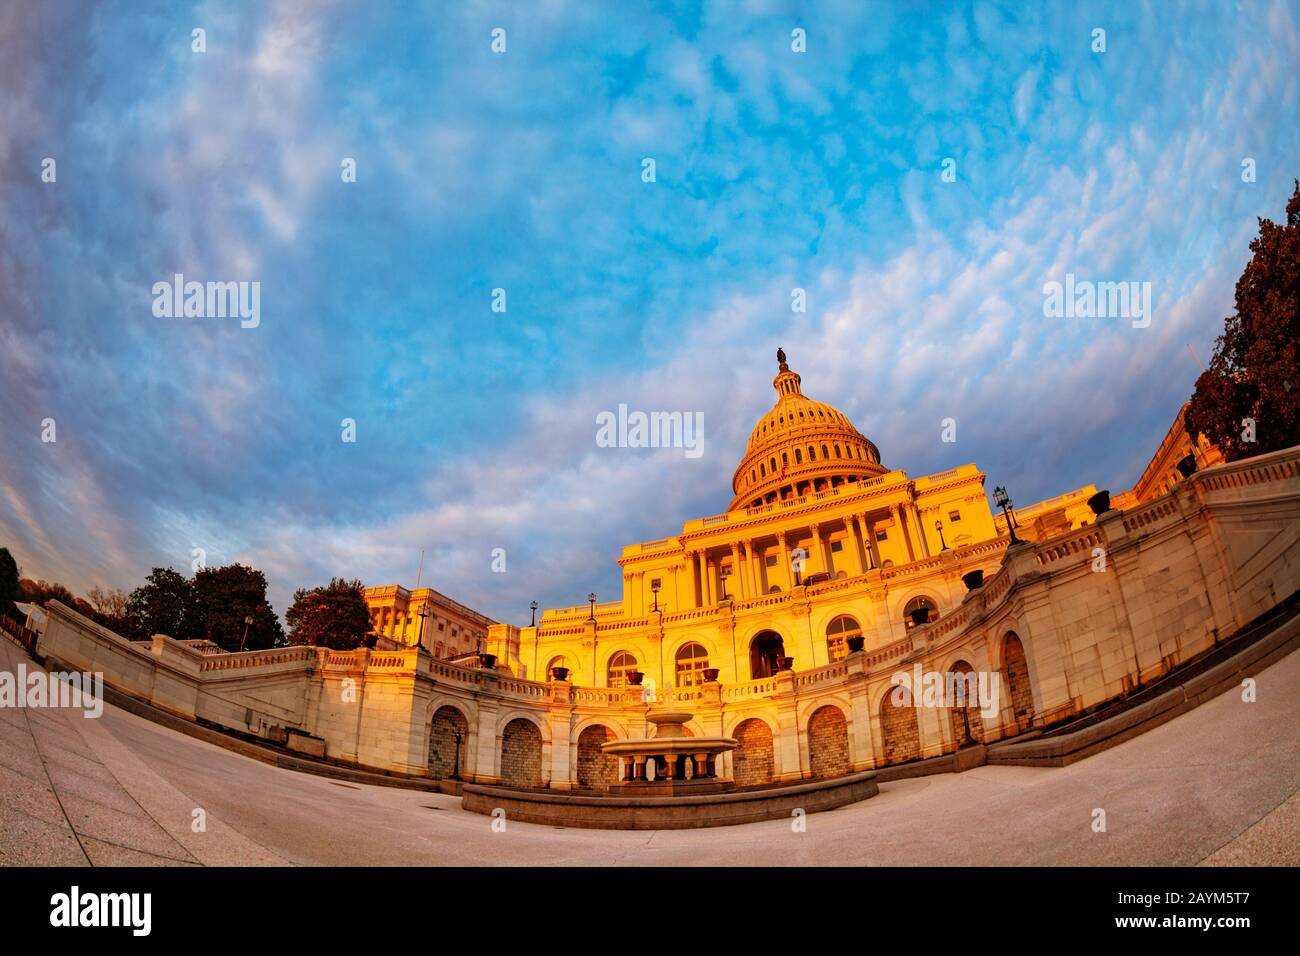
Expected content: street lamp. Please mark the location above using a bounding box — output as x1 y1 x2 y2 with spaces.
587 592 597 621
239 615 253 652
415 602 432 650
935 519 949 551
993 485 1021 545
650 579 661 613
529 600 538 627
451 730 463 781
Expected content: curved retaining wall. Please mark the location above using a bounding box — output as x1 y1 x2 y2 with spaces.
461 770 879 829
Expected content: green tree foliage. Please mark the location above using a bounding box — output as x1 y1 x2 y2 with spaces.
285 578 372 650
125 568 198 640
1186 180 1300 460
192 563 284 651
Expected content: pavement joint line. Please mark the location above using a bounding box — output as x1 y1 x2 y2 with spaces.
15 685 91 865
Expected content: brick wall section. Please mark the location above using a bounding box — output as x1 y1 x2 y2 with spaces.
733 718 774 786
1003 633 1035 729
880 692 921 764
500 718 543 788
807 705 849 777
576 724 618 790
428 706 469 778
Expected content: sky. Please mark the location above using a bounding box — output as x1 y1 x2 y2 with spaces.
1 0 1298 627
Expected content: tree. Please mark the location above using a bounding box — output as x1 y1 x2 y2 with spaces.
192 564 284 651
285 578 372 650
1186 180 1300 460
18 578 76 608
125 568 198 641
87 586 130 629
0 548 19 618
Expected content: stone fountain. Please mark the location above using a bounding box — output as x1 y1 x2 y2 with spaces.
602 710 738 796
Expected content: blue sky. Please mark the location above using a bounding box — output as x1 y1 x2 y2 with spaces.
1 0 1297 626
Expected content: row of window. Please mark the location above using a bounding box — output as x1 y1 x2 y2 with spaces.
751 441 871 484
553 598 943 684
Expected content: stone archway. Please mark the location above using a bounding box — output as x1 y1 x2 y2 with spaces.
880 688 921 765
732 718 774 786
750 630 786 678
576 724 618 791
1002 632 1034 731
946 660 985 747
428 705 468 779
807 705 850 777
500 718 543 788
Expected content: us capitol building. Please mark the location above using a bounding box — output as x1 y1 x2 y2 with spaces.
35 351 1296 798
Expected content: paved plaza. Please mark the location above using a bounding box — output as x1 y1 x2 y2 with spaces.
1 635 1296 867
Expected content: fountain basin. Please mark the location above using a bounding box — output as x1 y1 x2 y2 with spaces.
602 710 738 796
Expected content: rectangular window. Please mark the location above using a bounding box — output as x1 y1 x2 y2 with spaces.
876 529 888 541
765 555 777 567
830 540 843 553
949 510 961 522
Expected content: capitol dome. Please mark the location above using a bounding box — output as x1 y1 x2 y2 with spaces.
729 350 887 511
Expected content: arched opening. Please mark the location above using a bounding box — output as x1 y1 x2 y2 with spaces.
576 724 618 791
1002 632 1034 731
499 717 543 788
428 705 468 779
903 595 940 630
945 660 985 747
880 688 921 765
750 631 786 679
674 642 710 686
545 655 571 680
825 614 861 662
733 718 774 786
807 705 850 777
606 651 639 688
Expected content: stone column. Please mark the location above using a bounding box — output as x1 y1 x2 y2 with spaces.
777 531 794 591
892 504 915 562
691 550 703 608
851 516 868 574
808 523 823 578
730 542 744 600
910 502 930 558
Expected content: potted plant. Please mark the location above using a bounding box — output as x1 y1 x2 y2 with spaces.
1176 454 1197 478
1086 489 1111 516
910 607 931 626
480 653 497 669
628 670 644 686
778 656 795 671
702 667 720 682
961 569 985 591
846 636 865 653
550 666 569 682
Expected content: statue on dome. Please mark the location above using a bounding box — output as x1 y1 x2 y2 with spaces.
777 347 788 370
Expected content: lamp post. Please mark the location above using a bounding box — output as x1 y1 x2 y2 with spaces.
529 600 538 627
935 519 949 551
587 592 597 621
451 730 463 781
415 601 432 650
993 486 1021 545
651 579 661 613
239 615 253 652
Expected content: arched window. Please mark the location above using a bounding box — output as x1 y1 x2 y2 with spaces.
903 596 939 630
825 615 862 662
822 444 829 458
606 651 639 687
808 445 816 460
674 642 710 686
795 448 803 464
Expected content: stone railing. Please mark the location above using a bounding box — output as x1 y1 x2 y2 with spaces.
723 676 779 700
199 646 317 672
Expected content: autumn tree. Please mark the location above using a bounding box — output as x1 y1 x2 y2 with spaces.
87 586 130 629
285 578 372 650
1186 180 1300 460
